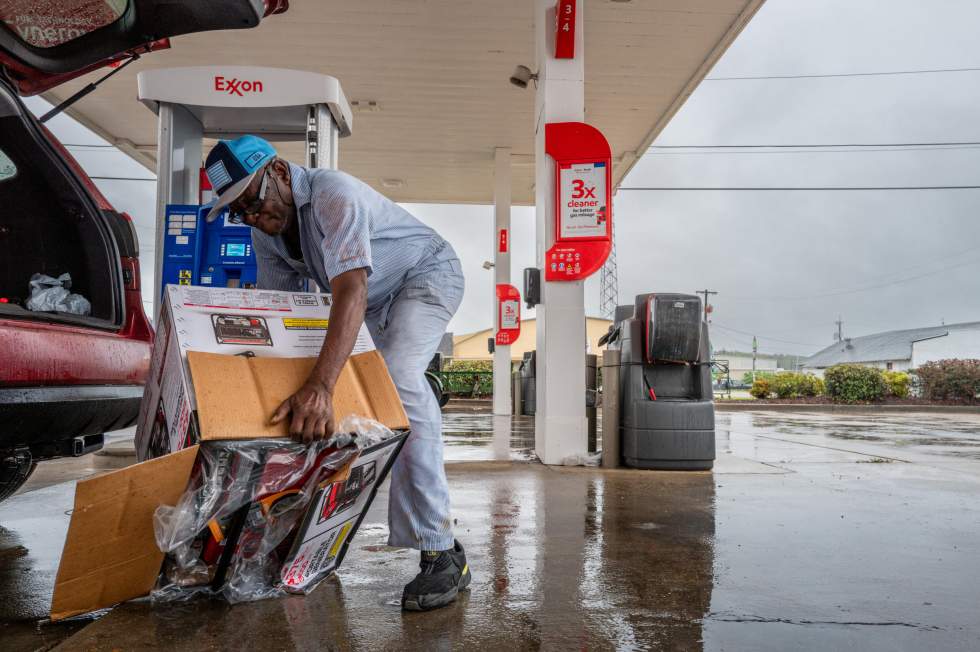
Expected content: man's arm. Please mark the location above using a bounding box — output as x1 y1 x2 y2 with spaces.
271 267 368 442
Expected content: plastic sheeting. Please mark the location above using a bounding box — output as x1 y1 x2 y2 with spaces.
26 273 91 315
152 416 398 604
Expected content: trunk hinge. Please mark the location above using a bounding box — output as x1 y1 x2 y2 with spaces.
40 54 140 124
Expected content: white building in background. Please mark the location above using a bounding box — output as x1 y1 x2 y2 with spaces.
804 321 980 373
713 350 779 380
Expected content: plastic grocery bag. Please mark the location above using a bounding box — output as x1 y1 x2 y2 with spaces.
26 273 91 315
152 416 399 605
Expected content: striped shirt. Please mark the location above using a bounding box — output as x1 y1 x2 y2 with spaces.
251 163 457 313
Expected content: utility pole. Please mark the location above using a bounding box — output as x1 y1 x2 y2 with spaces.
600 222 619 320
834 315 844 342
752 335 757 382
697 289 718 324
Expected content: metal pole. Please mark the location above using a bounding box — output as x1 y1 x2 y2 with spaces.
601 348 620 468
492 147 512 415
697 289 717 325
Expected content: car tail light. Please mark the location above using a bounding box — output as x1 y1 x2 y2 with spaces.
264 0 289 16
120 212 140 254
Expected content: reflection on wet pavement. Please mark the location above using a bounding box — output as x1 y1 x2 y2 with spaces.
442 413 537 461
1 409 979 650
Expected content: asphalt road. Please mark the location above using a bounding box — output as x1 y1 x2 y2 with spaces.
2 410 979 650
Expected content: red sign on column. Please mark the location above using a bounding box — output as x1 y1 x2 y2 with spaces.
555 0 576 59
495 284 521 346
498 228 508 253
544 122 613 281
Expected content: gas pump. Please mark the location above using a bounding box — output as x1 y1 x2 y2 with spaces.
161 205 257 291
138 66 353 310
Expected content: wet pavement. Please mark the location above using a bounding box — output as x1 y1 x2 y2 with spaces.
1 410 979 650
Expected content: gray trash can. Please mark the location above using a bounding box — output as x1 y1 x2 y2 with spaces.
519 351 536 416
606 293 715 470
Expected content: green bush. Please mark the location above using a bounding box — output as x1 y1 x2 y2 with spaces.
810 376 826 397
824 364 886 403
770 372 825 398
444 359 493 373
749 378 771 399
441 359 494 396
770 372 797 398
915 359 980 402
742 370 774 387
882 370 911 398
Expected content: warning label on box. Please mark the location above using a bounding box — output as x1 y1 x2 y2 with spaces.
283 318 330 330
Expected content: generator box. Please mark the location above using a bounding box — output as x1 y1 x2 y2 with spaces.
136 285 377 460
52 285 411 621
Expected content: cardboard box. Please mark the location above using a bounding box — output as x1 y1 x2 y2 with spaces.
51 285 410 620
136 285 377 460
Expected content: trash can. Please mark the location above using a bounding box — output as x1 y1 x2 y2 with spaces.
607 293 715 470
519 350 536 416
586 353 598 452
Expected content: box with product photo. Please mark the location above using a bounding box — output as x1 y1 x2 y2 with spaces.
49 285 410 621
135 284 379 460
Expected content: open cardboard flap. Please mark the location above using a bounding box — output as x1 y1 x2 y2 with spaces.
51 446 200 621
188 349 410 439
51 348 408 620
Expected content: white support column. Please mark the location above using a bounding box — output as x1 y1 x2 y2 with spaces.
152 102 202 320
493 147 513 415
309 103 340 170
534 0 587 465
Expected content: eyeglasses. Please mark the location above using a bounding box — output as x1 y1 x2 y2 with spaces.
228 169 270 224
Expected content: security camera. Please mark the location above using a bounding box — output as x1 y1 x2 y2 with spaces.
482 261 495 270
510 65 537 89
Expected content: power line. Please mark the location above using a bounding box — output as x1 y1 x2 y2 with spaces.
705 66 980 81
711 323 824 348
650 141 980 149
619 185 980 191
648 146 980 155
646 143 980 155
728 254 980 303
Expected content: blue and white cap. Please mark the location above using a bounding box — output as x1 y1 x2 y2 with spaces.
203 135 277 222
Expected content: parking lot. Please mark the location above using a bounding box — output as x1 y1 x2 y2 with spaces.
2 408 979 651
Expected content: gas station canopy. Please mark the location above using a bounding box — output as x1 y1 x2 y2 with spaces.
41 0 763 205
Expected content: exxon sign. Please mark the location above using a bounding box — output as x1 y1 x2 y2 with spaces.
213 76 264 97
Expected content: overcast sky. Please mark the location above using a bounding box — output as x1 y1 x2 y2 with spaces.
27 0 980 357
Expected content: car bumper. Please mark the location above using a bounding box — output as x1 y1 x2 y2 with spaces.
0 385 143 458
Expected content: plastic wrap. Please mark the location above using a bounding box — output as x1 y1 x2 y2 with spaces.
26 273 91 315
152 438 359 604
560 452 602 467
327 414 398 450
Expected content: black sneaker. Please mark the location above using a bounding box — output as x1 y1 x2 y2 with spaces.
401 539 471 611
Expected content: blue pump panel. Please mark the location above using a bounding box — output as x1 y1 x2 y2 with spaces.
160 204 200 295
160 204 257 296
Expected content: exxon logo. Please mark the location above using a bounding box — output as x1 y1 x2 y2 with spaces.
214 76 264 97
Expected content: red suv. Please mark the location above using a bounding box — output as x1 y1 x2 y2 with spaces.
0 0 287 501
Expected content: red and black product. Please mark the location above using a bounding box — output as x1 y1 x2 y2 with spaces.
211 314 273 346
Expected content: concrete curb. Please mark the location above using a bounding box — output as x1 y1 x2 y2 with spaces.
714 402 980 414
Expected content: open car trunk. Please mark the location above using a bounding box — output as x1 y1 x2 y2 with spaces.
0 78 122 329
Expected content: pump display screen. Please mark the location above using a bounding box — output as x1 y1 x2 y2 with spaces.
225 243 247 257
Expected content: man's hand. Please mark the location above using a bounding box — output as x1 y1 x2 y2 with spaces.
271 380 335 443
270 267 367 445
